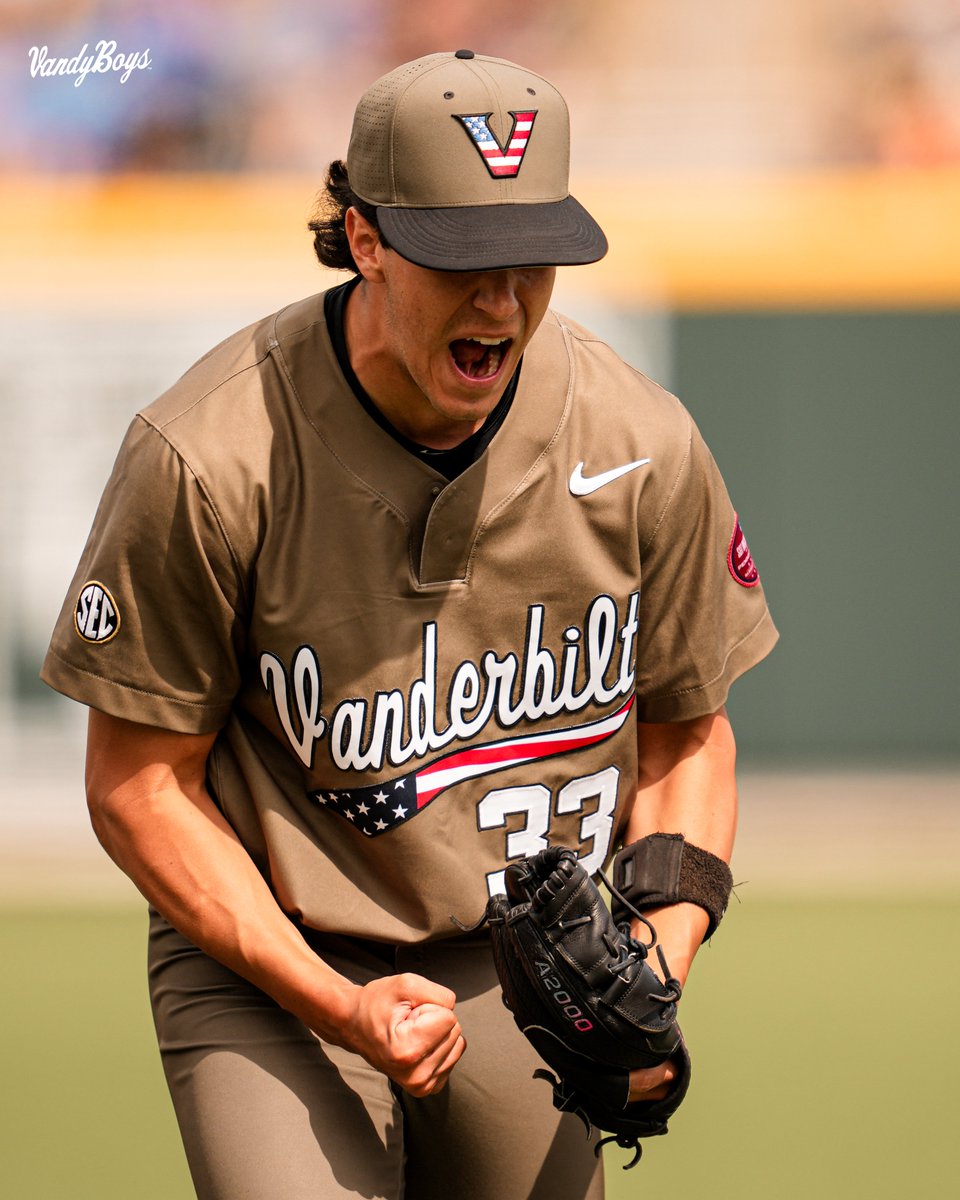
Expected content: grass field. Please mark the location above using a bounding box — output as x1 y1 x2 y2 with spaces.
2 898 957 1199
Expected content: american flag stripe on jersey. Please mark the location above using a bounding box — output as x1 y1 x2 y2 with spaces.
310 694 634 838
457 111 538 177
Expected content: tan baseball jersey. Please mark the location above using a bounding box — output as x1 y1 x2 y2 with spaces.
42 295 777 941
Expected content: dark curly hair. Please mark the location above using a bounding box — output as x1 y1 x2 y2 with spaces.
308 159 390 273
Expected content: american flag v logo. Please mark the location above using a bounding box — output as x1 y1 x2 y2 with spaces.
454 110 538 177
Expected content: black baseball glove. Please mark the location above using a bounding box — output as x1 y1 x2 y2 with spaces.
483 847 690 1168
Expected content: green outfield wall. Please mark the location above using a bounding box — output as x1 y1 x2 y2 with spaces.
667 308 959 763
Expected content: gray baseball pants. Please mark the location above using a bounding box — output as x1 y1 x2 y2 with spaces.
148 909 605 1200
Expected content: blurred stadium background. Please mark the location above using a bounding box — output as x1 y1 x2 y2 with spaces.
1 1 958 1197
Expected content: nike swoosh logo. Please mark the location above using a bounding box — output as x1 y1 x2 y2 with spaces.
569 459 651 496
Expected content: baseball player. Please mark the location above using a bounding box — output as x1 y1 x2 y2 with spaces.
43 51 777 1200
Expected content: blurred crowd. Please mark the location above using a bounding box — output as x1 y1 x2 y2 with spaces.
2 0 960 173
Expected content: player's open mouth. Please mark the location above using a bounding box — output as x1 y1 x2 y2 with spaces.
449 336 512 381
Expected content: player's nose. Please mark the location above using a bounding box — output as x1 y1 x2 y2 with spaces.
471 270 522 320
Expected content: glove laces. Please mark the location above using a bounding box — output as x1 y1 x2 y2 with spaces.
598 867 683 1005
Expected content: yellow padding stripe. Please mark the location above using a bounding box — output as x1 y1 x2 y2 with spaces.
576 167 960 309
2 169 959 310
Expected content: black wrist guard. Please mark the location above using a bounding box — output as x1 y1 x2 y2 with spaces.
611 833 734 941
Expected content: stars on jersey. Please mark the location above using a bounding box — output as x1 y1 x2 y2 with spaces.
314 776 415 837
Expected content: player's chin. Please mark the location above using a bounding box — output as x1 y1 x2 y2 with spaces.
433 390 501 429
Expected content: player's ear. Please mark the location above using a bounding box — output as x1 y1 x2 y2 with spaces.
345 207 387 283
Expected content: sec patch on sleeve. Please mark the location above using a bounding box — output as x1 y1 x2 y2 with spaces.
727 517 760 587
74 580 121 643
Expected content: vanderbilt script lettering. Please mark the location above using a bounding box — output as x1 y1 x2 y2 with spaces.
261 593 639 773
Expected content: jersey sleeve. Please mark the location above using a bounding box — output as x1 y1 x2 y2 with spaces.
41 415 248 733
632 411 778 722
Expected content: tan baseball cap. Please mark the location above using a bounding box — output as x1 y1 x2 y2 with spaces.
346 49 607 271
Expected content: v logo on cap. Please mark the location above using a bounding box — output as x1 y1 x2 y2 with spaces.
454 110 538 178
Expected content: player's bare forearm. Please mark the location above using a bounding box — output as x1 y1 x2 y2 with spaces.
84 709 464 1092
624 706 738 986
85 710 363 1033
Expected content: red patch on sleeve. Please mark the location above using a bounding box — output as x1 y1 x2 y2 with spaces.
728 516 760 587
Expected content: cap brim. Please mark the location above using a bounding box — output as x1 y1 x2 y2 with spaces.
376 195 607 272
